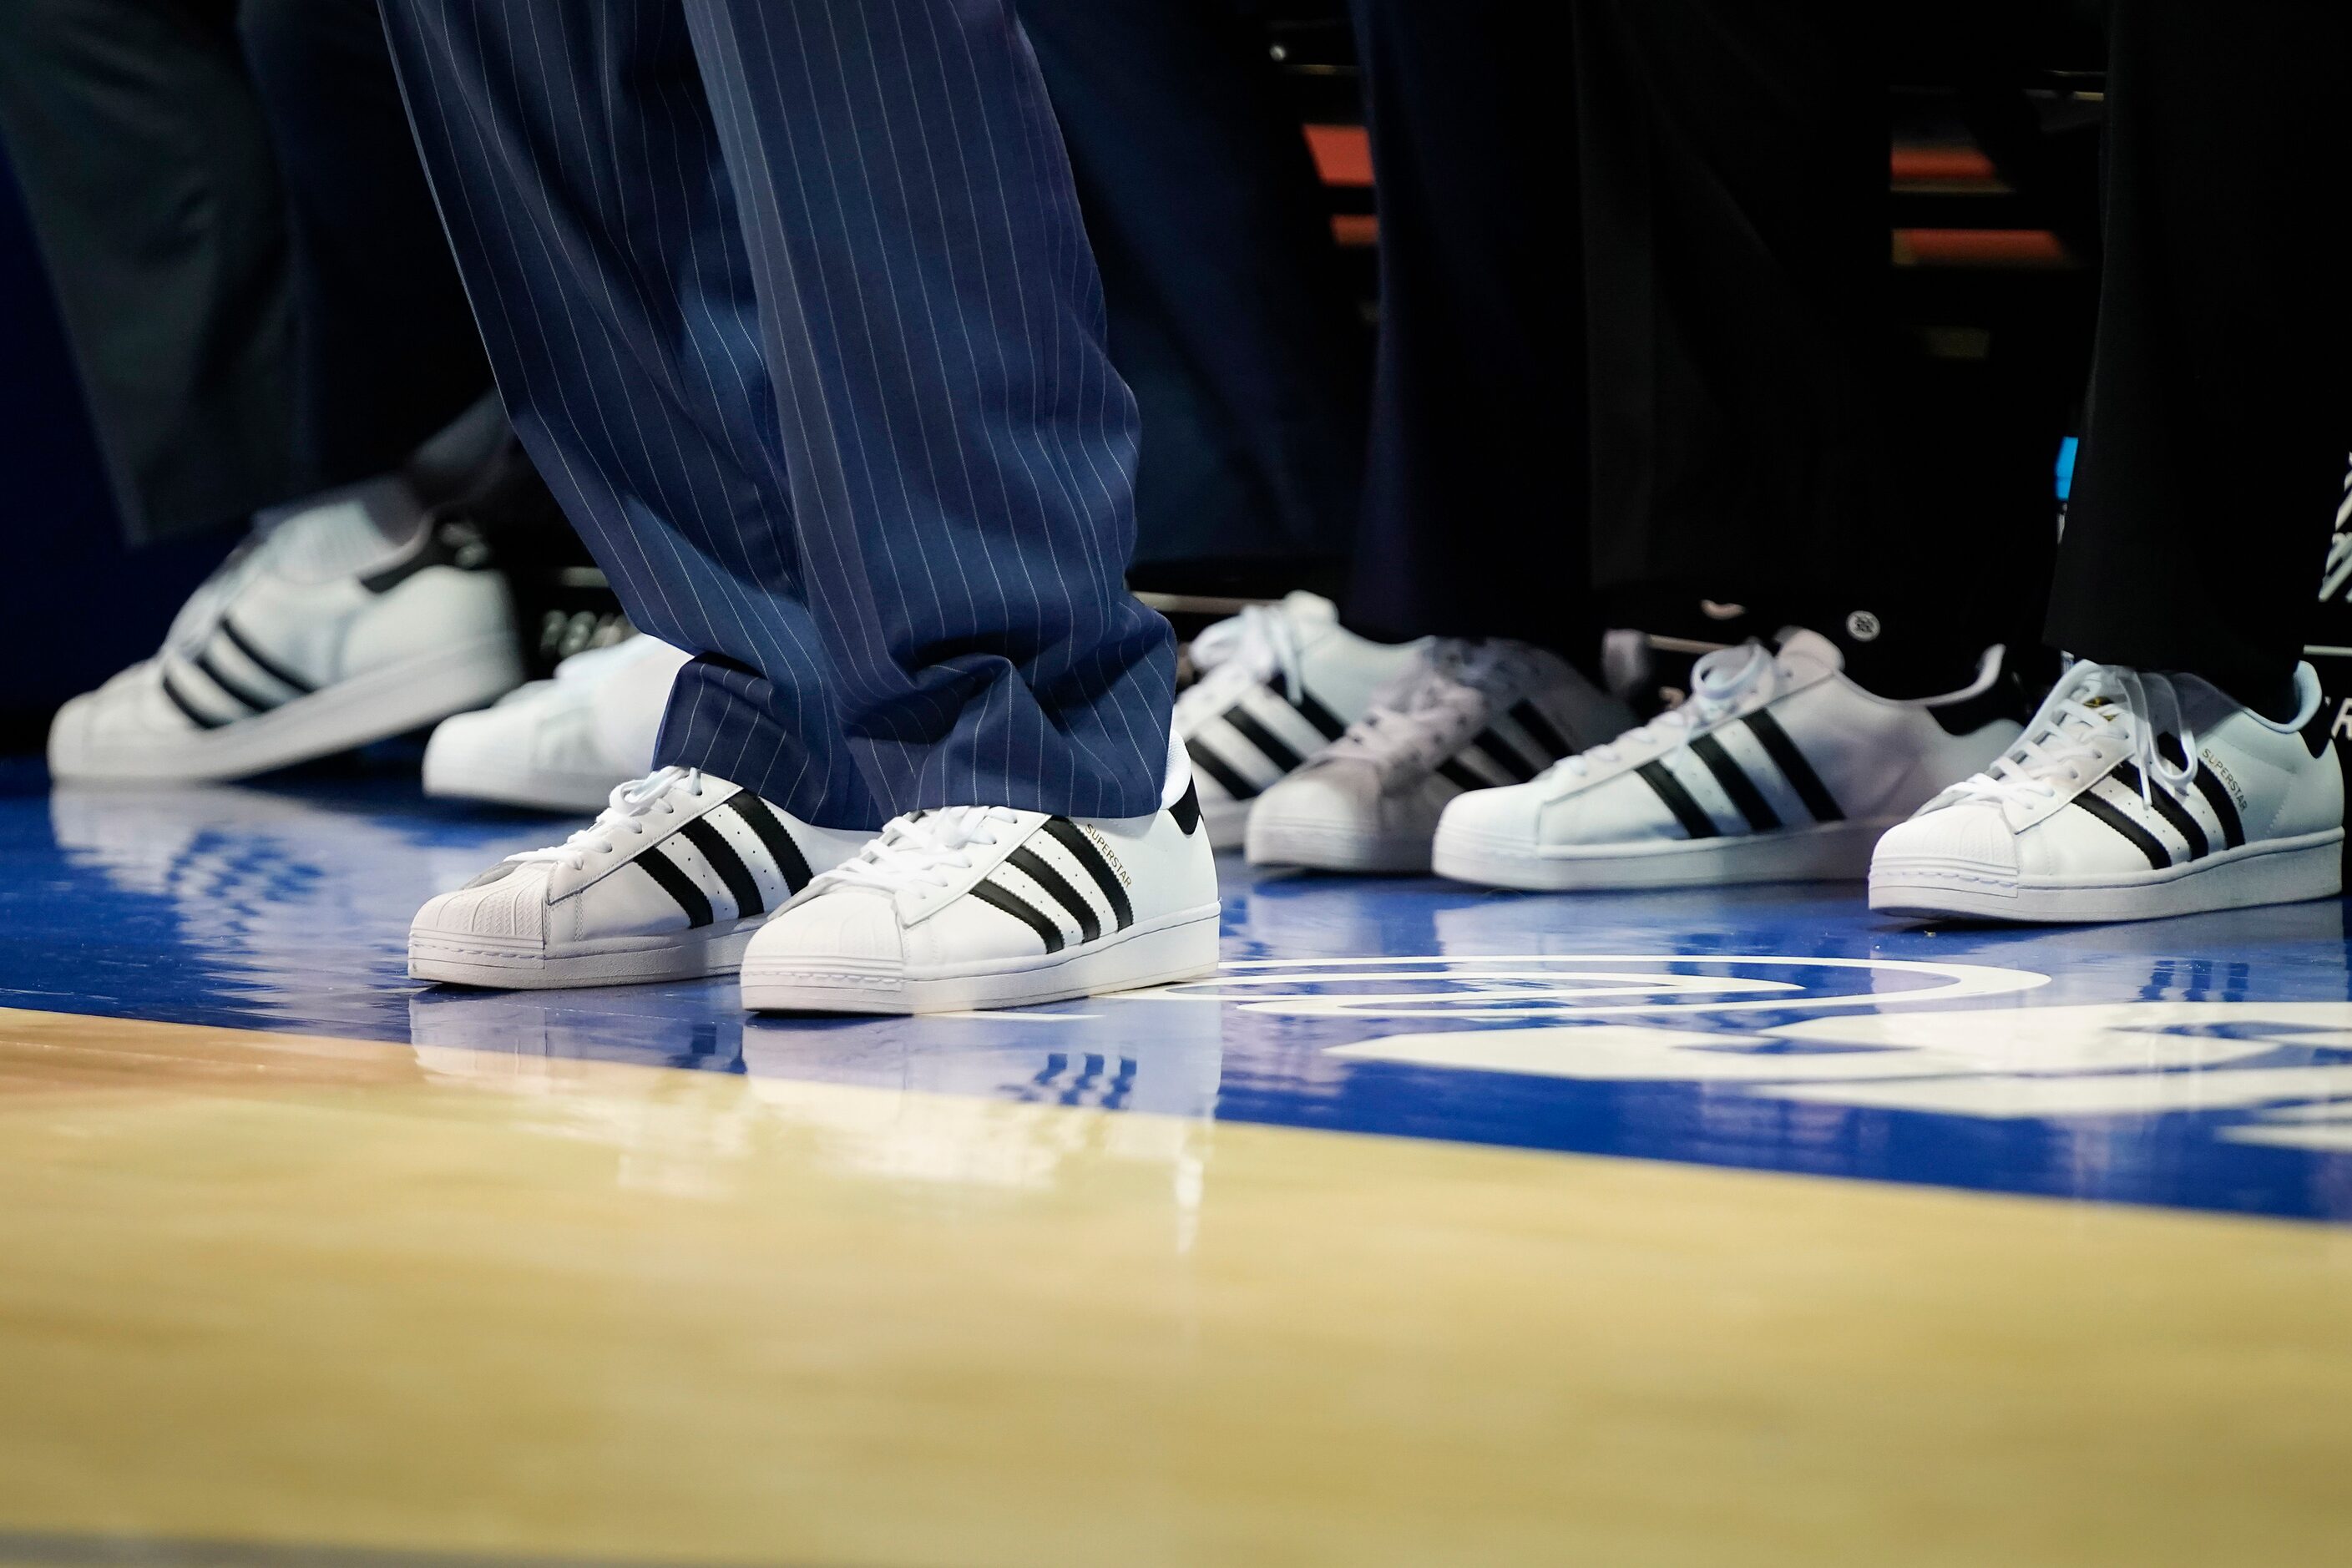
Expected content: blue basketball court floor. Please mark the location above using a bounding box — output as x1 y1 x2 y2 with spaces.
4 765 2350 1565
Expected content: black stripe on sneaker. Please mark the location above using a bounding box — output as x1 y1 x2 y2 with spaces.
971 878 1065 954
1186 739 1260 802
218 617 315 694
1282 687 1348 741
1690 734 1780 832
2071 791 2172 870
678 816 764 918
1636 760 1718 840
727 793 814 893
1509 701 1573 761
1222 706 1306 773
192 650 276 714
1007 845 1102 943
159 671 225 731
1742 710 1843 823
1470 730 1540 783
1437 759 1489 793
1040 817 1134 931
635 845 715 928
2188 765 2247 850
2112 761 2207 861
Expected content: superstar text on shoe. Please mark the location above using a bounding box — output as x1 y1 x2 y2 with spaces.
410 767 874 988
1432 632 2026 890
1869 660 2344 923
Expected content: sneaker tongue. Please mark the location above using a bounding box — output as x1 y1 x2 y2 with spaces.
1279 590 1338 626
1774 629 1844 679
2067 698 2129 741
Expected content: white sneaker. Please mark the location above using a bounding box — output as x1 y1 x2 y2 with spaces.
1432 631 2024 890
410 766 874 989
423 635 691 812
1870 659 2344 923
1176 592 1424 849
48 476 524 784
1245 639 1636 873
740 766 1221 1015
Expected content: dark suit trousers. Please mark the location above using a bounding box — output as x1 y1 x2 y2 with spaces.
0 0 487 542
1349 0 2352 707
2051 0 2352 714
379 1 1176 827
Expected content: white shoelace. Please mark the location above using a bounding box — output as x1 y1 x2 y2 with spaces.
1176 603 1308 728
1947 660 2193 812
509 766 707 871
1327 640 1535 771
811 806 1022 897
1544 641 1776 780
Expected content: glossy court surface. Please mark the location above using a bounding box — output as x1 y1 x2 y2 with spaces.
4 764 2351 1565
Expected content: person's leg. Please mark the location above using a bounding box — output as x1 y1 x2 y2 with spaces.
0 0 295 543
1404 0 2033 893
237 0 492 492
1579 0 2012 695
391 0 1215 1007
680 0 1175 821
1246 0 1644 877
2047 0 2352 717
381 0 881 829
1019 0 1366 585
1870 0 2352 927
1344 0 1588 656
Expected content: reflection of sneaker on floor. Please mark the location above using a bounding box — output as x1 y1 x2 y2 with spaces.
49 783 524 1019
1871 659 2344 923
1246 639 1636 874
741 756 1221 1016
1175 593 1423 850
424 635 690 812
48 475 524 784
1433 632 2024 890
411 767 877 989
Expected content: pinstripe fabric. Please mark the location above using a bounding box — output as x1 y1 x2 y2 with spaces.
378 0 1174 827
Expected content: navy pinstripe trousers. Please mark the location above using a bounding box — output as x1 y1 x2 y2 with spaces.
378 0 1175 828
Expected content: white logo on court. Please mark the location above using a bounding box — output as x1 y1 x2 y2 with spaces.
1155 953 2046 1020
1322 999 2352 1151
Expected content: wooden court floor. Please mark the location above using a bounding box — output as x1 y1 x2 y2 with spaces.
4 1005 2349 1567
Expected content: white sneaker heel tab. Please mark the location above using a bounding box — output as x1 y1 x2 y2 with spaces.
1162 719 1194 811
2253 660 2330 736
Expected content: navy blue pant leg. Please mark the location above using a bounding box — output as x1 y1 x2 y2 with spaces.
382 0 1174 826
382 2 884 827
680 0 1172 821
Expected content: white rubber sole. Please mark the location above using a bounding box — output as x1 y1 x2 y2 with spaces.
409 917 764 989
1869 829 2345 924
421 743 621 814
741 904 1222 1015
52 632 524 785
1246 814 1434 874
1433 818 1896 891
